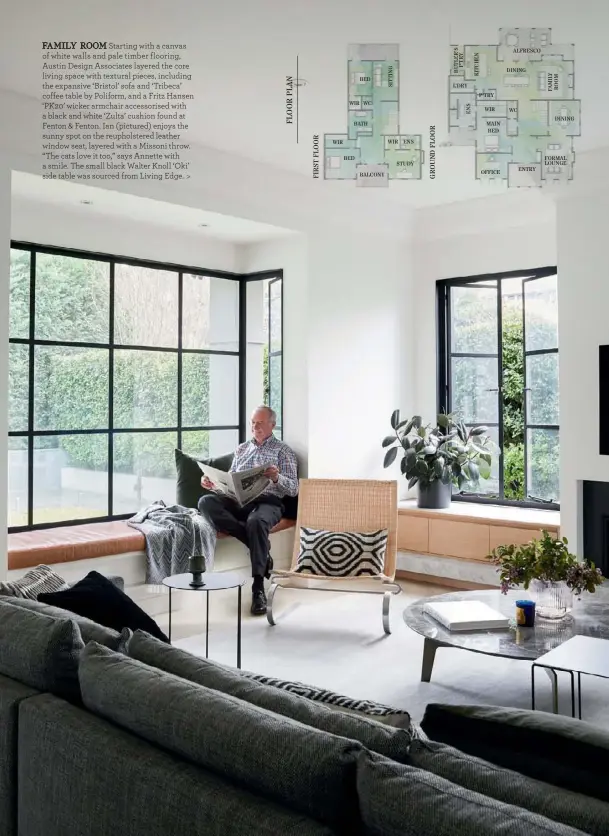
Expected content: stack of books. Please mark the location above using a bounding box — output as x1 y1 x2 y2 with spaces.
422 600 510 631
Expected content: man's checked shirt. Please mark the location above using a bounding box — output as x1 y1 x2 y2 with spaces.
230 434 299 500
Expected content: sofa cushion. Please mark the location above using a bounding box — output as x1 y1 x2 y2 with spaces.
295 528 388 577
0 595 123 650
0 673 39 836
421 702 609 803
245 671 411 729
128 630 412 760
39 571 168 643
0 564 69 599
409 737 609 836
0 599 83 701
175 448 234 509
19 694 336 836
79 642 362 832
356 751 589 836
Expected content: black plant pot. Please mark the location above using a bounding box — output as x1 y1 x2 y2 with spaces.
417 480 452 509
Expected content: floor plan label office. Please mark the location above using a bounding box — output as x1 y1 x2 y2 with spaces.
324 44 423 187
449 27 580 187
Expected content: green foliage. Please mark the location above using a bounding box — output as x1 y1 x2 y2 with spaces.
503 442 524 501
489 530 604 595
382 411 498 490
8 249 212 480
501 309 524 449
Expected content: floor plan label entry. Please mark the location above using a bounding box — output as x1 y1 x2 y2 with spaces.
324 43 423 187
448 27 580 188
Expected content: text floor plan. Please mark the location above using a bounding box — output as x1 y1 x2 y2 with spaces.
448 27 580 187
324 43 423 187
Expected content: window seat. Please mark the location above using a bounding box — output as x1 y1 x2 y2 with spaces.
8 518 296 572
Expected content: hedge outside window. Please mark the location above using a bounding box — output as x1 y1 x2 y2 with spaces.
8 246 244 529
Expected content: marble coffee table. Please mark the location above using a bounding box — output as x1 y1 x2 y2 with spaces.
404 588 609 709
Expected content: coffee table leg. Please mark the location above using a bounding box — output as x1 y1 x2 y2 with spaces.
544 668 559 713
168 587 172 643
578 672 582 720
237 585 242 669
421 638 439 682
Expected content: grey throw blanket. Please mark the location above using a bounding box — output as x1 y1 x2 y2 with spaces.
128 501 217 584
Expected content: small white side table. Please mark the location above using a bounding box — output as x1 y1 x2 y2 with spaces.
532 635 609 719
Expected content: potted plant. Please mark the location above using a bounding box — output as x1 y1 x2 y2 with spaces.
382 410 497 509
488 530 604 619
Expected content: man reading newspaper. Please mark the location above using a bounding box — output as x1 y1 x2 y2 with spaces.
198 406 298 615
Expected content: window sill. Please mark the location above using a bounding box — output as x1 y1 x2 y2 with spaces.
398 498 560 530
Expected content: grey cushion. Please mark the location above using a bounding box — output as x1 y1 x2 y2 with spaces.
0 673 39 836
128 630 412 760
0 595 122 649
356 751 589 836
0 600 83 701
421 702 609 803
79 643 362 832
18 694 336 836
409 737 609 836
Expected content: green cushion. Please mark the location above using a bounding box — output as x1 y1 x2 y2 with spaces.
421 702 609 803
409 737 609 836
79 643 362 832
357 751 589 836
174 448 233 509
127 630 412 761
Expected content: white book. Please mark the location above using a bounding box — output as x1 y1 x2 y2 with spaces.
422 600 510 632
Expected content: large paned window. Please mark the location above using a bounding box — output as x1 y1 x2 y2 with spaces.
437 267 559 508
8 245 283 530
245 273 283 439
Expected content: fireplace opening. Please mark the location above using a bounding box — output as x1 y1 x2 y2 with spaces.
583 481 609 576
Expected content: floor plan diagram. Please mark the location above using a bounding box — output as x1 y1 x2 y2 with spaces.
324 43 423 187
448 28 580 187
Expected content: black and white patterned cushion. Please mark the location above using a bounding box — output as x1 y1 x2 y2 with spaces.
294 527 388 577
244 673 411 729
0 564 69 600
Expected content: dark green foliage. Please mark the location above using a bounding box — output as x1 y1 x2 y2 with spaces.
9 249 211 479
382 411 497 491
489 530 604 595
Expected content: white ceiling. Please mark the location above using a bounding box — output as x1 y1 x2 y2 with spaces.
11 172 295 242
2 0 608 209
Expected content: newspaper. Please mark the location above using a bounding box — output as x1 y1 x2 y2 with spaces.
198 462 270 507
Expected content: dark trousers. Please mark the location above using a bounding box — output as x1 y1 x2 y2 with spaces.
198 493 284 578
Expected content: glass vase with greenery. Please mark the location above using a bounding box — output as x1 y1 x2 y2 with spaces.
382 410 497 501
489 530 604 596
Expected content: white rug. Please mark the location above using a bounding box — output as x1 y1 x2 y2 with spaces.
161 577 609 728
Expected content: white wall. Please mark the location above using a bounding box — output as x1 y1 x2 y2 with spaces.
413 192 557 424
305 227 412 480
242 227 414 483
0 162 10 579
557 191 609 550
11 197 240 273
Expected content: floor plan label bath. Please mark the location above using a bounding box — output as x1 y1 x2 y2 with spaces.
448 28 580 187
324 44 423 187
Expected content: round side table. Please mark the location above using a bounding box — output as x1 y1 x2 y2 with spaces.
162 572 246 668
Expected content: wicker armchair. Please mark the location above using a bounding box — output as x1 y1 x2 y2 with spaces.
267 478 401 634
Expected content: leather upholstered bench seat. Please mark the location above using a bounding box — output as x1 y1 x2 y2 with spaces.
8 519 296 572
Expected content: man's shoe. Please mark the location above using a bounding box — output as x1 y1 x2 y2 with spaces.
264 555 274 579
251 588 267 616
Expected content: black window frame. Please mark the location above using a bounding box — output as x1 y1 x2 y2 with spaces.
437 265 559 511
8 242 283 532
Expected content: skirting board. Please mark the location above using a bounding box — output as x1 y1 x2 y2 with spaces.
396 570 495 591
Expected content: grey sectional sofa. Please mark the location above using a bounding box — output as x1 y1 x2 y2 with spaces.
1 595 609 835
